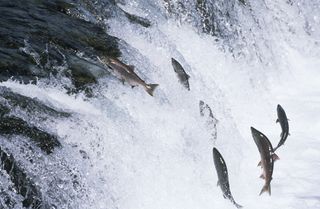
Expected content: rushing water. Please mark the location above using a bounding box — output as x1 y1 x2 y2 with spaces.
0 0 320 208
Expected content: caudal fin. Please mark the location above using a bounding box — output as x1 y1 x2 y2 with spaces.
231 198 243 208
145 84 159 96
234 202 243 209
259 184 271 196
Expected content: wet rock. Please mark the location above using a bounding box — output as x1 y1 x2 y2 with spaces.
163 0 240 39
66 54 109 89
0 116 61 154
0 86 70 118
0 190 17 209
0 147 46 208
0 0 121 90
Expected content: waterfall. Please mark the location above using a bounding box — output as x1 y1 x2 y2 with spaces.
0 0 319 208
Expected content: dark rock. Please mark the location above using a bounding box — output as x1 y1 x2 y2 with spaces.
0 86 70 118
0 147 46 208
0 116 61 154
0 0 121 90
0 190 17 209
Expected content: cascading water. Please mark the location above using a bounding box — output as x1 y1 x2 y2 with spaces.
0 0 319 208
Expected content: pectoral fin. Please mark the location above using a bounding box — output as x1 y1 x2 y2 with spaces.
217 181 220 187
145 84 159 96
276 119 279 123
272 154 280 161
259 174 265 179
128 65 135 70
257 161 262 167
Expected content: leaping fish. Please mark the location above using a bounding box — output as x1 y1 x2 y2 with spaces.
199 100 218 142
99 56 158 96
274 104 289 151
213 147 242 208
251 127 279 195
171 58 190 90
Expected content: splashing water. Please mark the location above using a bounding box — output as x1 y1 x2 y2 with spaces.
1 0 320 208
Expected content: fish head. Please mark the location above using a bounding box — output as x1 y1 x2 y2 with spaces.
251 127 271 153
171 58 178 65
277 104 284 113
213 147 220 159
250 127 261 141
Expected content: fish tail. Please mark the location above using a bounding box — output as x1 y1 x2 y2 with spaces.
145 84 159 96
234 202 243 208
230 197 243 208
231 198 243 208
259 184 271 195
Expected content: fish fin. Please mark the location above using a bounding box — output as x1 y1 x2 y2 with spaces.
259 184 271 196
145 84 159 96
186 74 190 79
233 202 243 209
217 181 220 187
276 119 279 123
289 133 291 136
128 65 135 71
272 153 280 161
259 174 265 179
257 161 262 167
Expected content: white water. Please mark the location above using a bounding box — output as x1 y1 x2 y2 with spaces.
2 0 320 208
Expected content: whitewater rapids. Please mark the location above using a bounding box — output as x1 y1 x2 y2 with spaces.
1 0 320 208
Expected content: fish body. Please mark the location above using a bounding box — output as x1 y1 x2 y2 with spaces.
171 58 190 90
251 127 279 195
274 104 289 151
100 57 158 96
199 100 218 142
213 148 242 208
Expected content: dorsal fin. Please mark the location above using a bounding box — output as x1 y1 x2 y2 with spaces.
127 65 135 72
